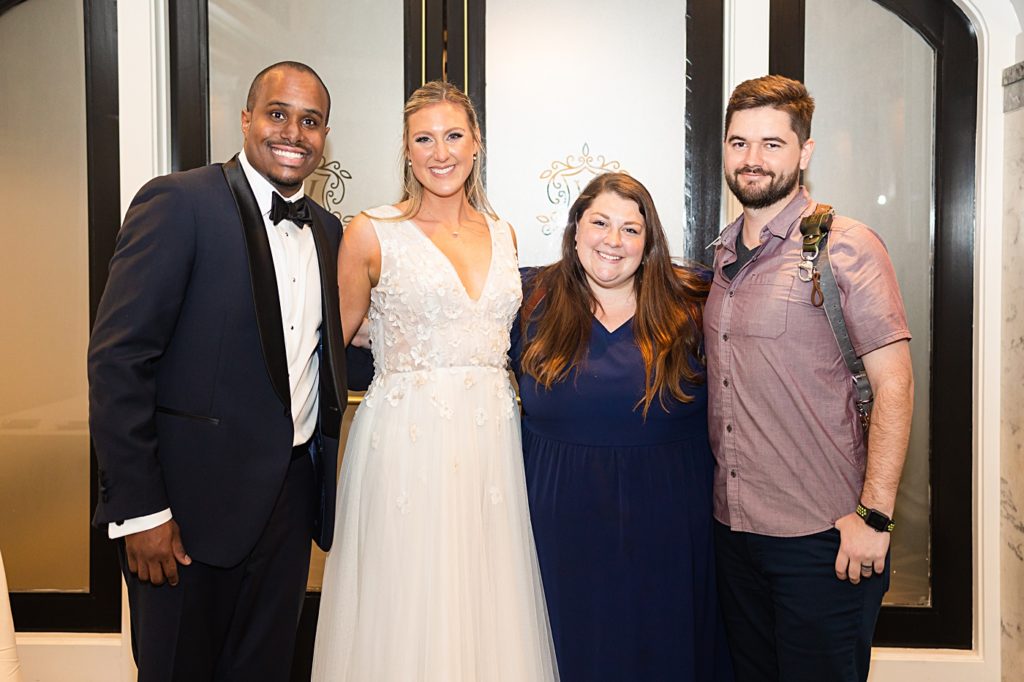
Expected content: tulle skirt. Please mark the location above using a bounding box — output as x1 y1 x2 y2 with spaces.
311 366 558 681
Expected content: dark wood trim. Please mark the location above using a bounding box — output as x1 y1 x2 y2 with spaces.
768 0 805 82
445 0 466 91
0 0 26 18
425 0 444 84
168 0 209 171
10 0 121 633
82 0 123 630
446 0 486 165
465 0 487 147
684 0 725 266
404 0 445 97
404 0 424 100
83 0 120 328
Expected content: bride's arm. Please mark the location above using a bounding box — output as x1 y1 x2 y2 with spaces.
338 212 381 347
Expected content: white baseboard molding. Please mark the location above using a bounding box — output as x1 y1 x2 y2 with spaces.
869 647 998 682
15 633 135 682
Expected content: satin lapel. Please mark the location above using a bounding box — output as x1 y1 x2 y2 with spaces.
221 156 291 409
309 209 346 433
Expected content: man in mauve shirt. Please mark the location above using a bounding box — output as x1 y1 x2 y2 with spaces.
705 75 914 682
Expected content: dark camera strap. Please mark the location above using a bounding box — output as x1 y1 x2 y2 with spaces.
798 204 874 432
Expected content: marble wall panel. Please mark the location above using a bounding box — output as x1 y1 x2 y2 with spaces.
1002 66 1024 679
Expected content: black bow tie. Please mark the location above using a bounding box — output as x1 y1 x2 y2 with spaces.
270 192 313 228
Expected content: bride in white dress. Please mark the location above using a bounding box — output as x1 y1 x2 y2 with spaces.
311 81 558 681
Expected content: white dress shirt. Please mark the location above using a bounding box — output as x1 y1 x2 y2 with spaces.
109 150 323 539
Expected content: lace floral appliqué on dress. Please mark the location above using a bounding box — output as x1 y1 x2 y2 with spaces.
311 206 558 682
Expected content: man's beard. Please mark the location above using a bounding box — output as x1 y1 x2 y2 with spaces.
725 165 800 209
266 172 303 192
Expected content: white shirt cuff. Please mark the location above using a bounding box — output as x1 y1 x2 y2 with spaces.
108 508 173 539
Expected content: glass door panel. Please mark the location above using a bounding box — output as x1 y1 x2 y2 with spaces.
0 0 91 594
804 0 934 606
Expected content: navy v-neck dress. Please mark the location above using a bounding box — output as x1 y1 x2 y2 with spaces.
511 270 733 682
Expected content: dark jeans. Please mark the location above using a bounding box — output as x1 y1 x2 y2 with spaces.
714 522 890 682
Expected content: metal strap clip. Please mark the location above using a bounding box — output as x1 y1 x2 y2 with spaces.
798 205 836 303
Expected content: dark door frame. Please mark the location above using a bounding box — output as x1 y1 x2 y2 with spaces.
684 0 726 264
8 0 122 634
768 0 976 649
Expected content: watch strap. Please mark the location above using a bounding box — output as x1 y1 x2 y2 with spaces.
856 503 895 532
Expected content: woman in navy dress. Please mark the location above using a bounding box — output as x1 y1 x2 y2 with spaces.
512 172 733 681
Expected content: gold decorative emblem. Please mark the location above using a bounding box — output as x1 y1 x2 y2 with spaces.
306 156 354 224
537 143 626 235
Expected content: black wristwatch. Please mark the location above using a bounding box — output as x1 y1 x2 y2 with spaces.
856 503 895 533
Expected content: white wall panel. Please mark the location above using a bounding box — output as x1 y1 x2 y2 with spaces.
485 0 688 265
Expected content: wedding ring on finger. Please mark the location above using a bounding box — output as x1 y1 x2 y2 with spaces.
860 563 873 574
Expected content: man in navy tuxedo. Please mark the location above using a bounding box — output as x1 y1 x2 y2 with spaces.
88 61 346 681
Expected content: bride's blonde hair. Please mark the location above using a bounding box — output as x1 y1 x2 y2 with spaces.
389 80 496 221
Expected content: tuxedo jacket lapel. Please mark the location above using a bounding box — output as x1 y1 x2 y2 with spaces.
307 208 346 551
308 209 345 438
221 155 291 409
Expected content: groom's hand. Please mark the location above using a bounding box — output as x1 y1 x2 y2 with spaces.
125 519 192 586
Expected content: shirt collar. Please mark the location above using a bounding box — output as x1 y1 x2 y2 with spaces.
715 186 813 254
237 149 306 218
766 186 812 240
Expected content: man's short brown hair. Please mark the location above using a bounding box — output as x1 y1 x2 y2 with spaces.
724 75 815 144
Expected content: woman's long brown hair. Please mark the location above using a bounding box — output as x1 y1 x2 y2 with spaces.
518 172 710 417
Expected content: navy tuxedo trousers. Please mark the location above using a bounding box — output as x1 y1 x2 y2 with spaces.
120 453 315 682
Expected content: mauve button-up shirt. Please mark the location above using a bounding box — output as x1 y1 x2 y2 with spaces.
705 189 911 537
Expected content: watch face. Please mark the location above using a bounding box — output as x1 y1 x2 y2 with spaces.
865 509 889 532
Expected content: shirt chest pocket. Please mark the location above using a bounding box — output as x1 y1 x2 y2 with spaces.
731 273 795 339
